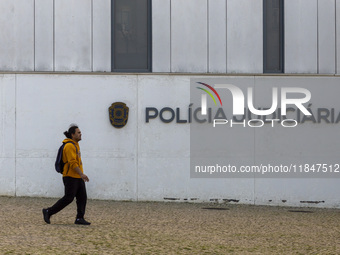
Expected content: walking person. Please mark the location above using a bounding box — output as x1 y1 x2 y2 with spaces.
42 125 91 225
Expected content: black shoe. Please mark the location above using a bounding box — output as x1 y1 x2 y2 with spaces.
75 218 91 225
42 209 50 224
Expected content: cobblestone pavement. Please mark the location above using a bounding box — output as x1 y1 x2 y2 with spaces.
0 196 340 254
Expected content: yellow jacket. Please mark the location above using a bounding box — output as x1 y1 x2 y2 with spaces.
62 138 83 178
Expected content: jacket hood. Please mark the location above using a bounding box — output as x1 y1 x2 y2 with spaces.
62 138 78 144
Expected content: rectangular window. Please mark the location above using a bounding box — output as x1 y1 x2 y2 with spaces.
112 0 151 72
263 0 284 73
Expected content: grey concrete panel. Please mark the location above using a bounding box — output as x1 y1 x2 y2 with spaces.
138 75 190 158
3 73 340 205
93 0 111 72
137 157 190 201
208 0 227 73
16 74 138 198
152 0 171 72
318 0 336 74
0 0 34 71
254 76 340 167
227 0 263 73
35 0 54 71
285 0 318 73
137 75 190 200
0 75 16 158
0 75 16 196
254 76 340 206
255 179 340 207
337 0 340 74
54 0 92 71
171 0 208 73
254 76 340 165
190 76 256 179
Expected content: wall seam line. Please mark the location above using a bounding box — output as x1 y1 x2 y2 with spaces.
33 0 36 71
91 0 94 72
253 75 256 205
207 0 209 73
136 75 139 202
170 0 172 73
226 0 228 73
317 0 320 74
335 0 337 74
14 74 17 197
53 0 55 71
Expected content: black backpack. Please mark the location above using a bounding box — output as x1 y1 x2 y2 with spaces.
55 142 77 174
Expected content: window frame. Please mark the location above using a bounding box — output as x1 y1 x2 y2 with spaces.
263 0 284 73
111 0 152 72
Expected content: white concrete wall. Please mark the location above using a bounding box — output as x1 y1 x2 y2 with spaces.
0 0 35 71
0 0 111 72
284 0 339 74
0 75 16 196
318 0 336 74
227 0 263 73
0 0 340 73
208 0 227 73
152 0 171 72
54 0 92 71
35 0 54 71
92 0 111 72
336 0 340 74
285 0 318 73
253 76 340 207
1 73 340 208
171 0 208 72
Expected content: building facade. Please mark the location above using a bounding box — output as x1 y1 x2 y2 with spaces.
1 0 340 208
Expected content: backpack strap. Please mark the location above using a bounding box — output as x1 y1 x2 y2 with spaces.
63 141 78 175
64 141 78 152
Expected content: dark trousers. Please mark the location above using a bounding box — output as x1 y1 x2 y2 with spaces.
48 177 87 219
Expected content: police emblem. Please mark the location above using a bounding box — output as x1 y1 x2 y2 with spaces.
108 102 129 128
